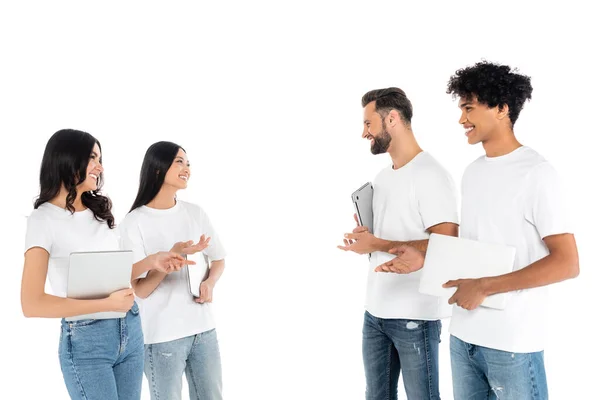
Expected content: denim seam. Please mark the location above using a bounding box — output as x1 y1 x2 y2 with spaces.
65 329 89 400
528 353 539 399
148 344 160 400
423 321 434 399
187 355 202 400
386 340 393 400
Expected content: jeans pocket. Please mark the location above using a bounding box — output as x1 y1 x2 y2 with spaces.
68 318 99 328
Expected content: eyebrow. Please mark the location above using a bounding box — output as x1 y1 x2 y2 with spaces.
459 102 473 108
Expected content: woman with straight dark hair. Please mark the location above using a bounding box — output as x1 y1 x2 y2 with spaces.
120 141 226 400
21 129 194 400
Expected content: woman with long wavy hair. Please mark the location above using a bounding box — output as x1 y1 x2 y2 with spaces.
21 129 196 399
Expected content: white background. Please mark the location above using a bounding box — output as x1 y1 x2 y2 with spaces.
1 1 598 399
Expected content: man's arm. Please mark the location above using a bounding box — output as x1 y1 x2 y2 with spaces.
339 221 458 254
445 233 579 310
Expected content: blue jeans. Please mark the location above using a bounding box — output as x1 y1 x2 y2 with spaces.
450 335 548 399
362 311 441 400
144 329 223 400
58 303 144 399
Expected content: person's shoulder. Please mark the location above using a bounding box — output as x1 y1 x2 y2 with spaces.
119 207 144 230
27 203 56 223
414 152 453 179
178 200 207 219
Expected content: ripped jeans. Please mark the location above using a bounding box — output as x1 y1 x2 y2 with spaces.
144 329 222 400
450 335 548 399
362 311 441 400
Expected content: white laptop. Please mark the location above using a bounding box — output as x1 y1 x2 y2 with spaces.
66 250 133 321
418 233 516 310
186 253 210 298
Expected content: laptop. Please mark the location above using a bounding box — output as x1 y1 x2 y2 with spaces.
418 233 516 310
66 250 133 321
186 253 210 298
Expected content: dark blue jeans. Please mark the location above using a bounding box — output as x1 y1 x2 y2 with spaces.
58 303 144 399
362 311 441 400
450 335 548 399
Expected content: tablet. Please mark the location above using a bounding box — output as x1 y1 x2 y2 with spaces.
66 250 133 321
418 233 516 310
186 253 210 298
351 182 374 233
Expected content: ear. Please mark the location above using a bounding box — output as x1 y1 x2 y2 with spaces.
497 104 510 120
387 109 400 128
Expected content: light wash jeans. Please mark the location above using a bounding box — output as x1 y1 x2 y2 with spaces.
363 311 442 400
450 335 548 399
59 302 144 399
144 329 222 400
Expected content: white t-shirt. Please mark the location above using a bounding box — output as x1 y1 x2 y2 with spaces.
367 151 459 320
450 146 572 353
24 203 120 298
119 200 226 345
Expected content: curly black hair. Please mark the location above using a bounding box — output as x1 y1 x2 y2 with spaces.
446 61 533 125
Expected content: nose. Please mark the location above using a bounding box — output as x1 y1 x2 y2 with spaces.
459 111 467 125
362 126 369 139
95 162 104 174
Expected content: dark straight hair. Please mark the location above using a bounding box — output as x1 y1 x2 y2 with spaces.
129 141 185 212
34 129 115 228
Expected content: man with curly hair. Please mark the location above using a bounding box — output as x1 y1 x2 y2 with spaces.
378 61 580 398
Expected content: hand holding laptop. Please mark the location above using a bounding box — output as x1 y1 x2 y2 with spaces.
105 288 135 313
338 214 380 254
443 278 490 311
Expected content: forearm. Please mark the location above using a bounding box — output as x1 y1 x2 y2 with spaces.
22 293 110 318
131 255 155 281
132 270 167 299
482 252 579 296
205 260 225 285
375 238 429 253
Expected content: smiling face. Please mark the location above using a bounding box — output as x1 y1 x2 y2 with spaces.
458 96 504 145
77 142 103 192
163 148 190 190
362 101 392 154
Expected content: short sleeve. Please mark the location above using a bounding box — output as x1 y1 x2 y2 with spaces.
198 209 227 261
525 162 572 239
415 165 460 230
24 211 53 254
119 217 149 278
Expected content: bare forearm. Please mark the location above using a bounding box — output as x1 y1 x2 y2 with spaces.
375 239 429 253
22 293 110 318
132 270 167 299
131 255 155 281
482 252 579 296
205 260 225 286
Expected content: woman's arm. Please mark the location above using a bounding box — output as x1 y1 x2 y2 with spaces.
21 247 132 318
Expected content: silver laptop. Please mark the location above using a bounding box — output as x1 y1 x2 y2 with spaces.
418 233 516 310
351 182 374 259
351 182 374 234
186 253 210 298
66 250 133 321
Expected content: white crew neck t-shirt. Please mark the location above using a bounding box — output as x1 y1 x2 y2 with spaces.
24 202 120 298
119 200 226 345
366 151 459 320
450 146 572 353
